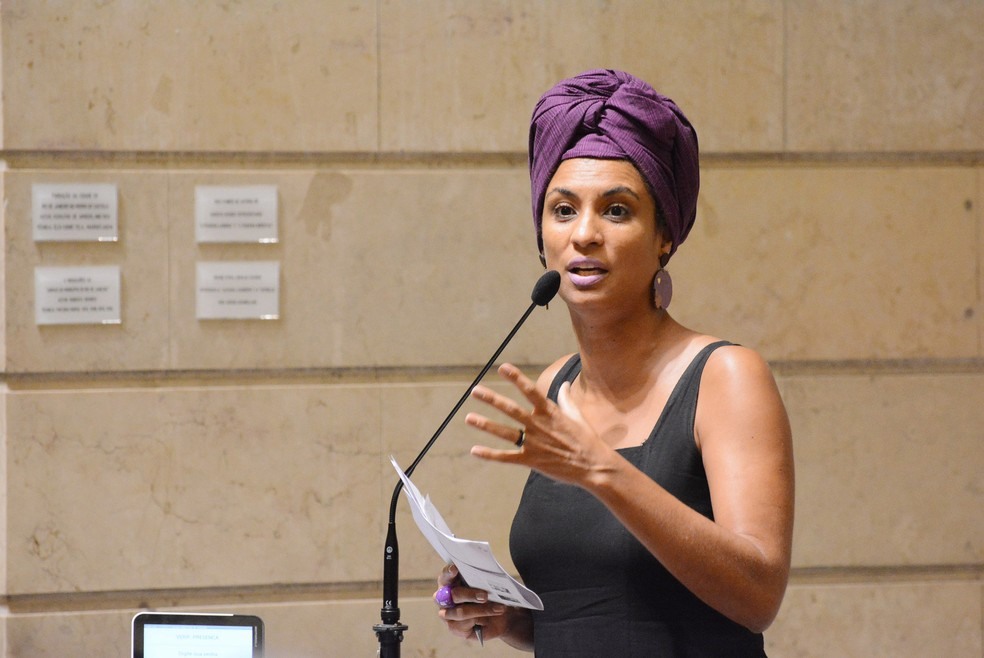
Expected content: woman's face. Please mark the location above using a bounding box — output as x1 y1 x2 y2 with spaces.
541 157 670 309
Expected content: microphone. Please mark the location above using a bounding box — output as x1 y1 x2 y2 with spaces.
373 269 561 657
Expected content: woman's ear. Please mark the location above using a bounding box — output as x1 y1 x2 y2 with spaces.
659 240 673 268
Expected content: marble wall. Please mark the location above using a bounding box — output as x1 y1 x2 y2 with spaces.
1 1 981 656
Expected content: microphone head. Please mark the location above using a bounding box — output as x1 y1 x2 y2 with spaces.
531 270 561 306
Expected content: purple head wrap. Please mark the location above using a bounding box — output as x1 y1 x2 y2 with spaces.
528 69 699 260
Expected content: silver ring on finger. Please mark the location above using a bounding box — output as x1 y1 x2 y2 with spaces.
515 428 526 447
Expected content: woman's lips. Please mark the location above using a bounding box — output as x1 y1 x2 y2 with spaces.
567 259 608 288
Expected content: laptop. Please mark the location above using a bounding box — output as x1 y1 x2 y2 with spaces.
132 612 264 658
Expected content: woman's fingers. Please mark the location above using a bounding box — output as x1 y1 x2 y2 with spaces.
437 563 458 587
463 411 525 445
470 364 550 418
469 385 528 424
496 363 551 412
440 602 506 623
435 564 496 609
467 363 556 438
466 363 595 469
436 581 505 639
466 364 561 459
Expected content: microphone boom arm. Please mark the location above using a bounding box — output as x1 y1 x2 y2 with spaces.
391 297 539 507
374 271 560 657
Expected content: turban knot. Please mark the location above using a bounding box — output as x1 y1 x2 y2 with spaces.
528 69 699 260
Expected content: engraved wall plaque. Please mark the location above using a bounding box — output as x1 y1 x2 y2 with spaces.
35 266 122 325
195 185 278 243
33 183 119 242
196 261 280 320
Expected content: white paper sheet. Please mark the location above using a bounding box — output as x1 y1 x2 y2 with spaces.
390 456 543 610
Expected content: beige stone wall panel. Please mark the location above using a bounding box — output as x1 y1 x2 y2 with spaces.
5 609 133 658
978 165 983 353
6 580 982 657
167 169 574 370
671 166 979 360
0 384 6 597
782 372 984 568
5 384 382 595
2 598 514 658
379 0 783 153
0 171 6 368
0 4 5 151
260 597 512 657
5 378 529 596
3 171 170 373
786 1 984 152
768 581 983 657
1 1 377 151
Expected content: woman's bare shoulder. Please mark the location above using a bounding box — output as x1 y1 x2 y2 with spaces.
702 341 775 386
697 341 788 439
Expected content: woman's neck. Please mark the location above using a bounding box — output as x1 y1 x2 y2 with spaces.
567 304 694 400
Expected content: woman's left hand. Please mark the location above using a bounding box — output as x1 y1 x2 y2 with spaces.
435 564 512 643
466 363 612 486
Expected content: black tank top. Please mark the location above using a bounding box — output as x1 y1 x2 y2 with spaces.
509 341 766 656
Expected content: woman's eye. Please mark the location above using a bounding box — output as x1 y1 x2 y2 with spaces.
552 204 576 219
606 204 630 220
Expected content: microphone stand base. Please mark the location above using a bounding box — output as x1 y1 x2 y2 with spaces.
373 622 409 658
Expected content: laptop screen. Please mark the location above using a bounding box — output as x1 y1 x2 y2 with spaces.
132 613 263 658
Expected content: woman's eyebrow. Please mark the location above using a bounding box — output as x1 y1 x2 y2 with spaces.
545 186 578 199
546 185 640 200
601 185 641 200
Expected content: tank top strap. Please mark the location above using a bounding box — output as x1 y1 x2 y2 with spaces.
547 353 582 402
673 340 734 401
645 340 735 446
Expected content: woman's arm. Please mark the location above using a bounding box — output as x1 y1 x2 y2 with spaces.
467 347 794 632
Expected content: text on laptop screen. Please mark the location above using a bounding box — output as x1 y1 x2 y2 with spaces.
144 623 254 658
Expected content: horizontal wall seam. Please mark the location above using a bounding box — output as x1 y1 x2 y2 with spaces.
1 150 983 170
4 564 981 614
3 357 984 390
789 563 984 585
2 580 383 614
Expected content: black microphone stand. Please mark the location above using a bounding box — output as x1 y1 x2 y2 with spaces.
373 271 559 657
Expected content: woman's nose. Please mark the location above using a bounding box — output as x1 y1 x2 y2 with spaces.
571 212 603 247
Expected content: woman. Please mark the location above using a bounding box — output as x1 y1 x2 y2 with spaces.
436 69 794 656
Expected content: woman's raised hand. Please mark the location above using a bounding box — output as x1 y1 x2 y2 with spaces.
466 363 613 487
